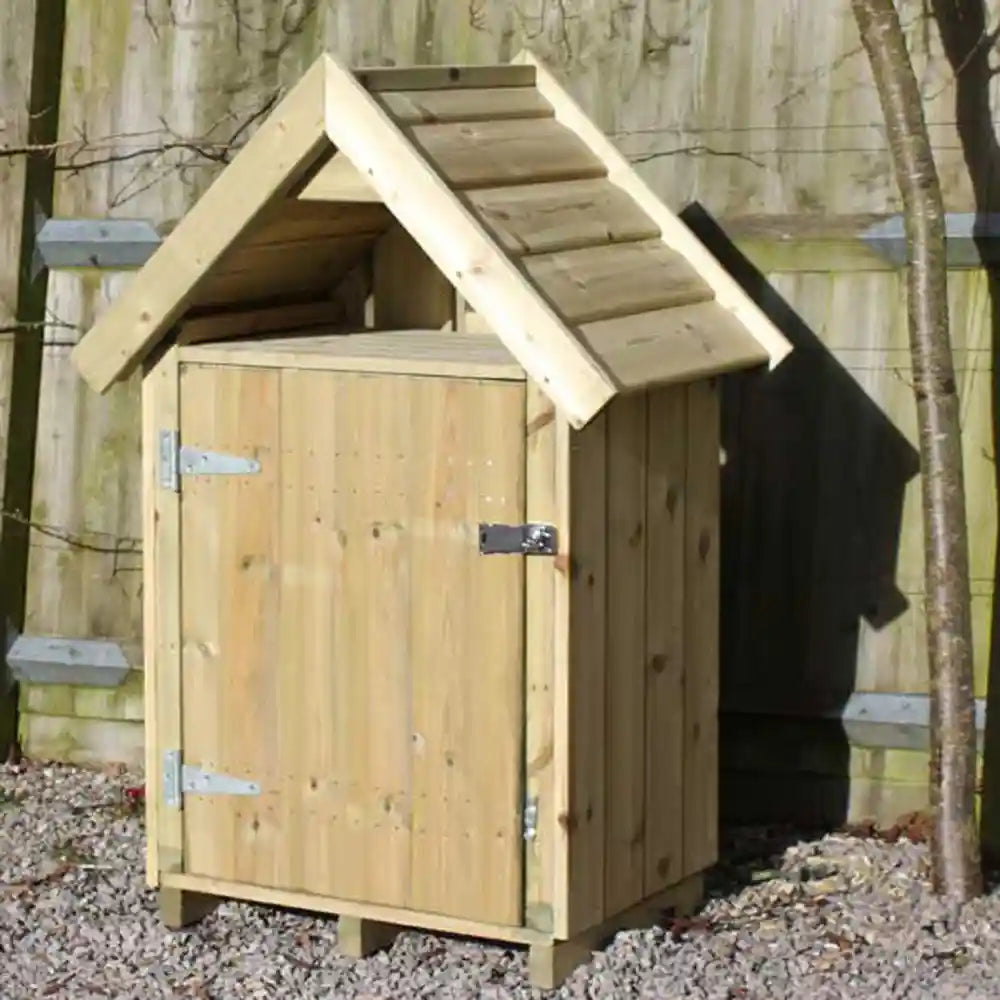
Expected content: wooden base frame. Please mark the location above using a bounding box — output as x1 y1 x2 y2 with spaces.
158 872 703 989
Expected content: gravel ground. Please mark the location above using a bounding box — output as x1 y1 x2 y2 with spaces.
2 761 1000 999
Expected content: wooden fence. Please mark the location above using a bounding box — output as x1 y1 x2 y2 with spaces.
2 0 998 830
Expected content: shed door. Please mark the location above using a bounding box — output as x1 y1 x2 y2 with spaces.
177 364 526 926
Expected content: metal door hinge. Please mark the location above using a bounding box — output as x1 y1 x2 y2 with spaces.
479 523 558 556
158 430 261 492
163 748 182 808
523 795 539 841
162 749 260 807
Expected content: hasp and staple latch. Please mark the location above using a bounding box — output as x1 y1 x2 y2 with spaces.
158 429 262 492
479 523 558 556
162 750 260 808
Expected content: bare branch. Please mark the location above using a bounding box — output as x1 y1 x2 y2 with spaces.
629 144 766 168
0 91 280 192
468 0 488 32
263 0 320 61
2 507 141 557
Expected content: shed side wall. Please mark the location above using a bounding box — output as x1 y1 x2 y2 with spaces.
559 380 719 935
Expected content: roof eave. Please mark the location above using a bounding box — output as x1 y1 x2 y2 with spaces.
69 57 332 394
511 48 794 377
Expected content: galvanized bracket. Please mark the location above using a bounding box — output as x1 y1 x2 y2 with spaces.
162 750 260 807
158 430 261 492
860 212 1000 268
182 765 260 797
479 523 558 556
523 795 539 841
30 205 163 279
6 634 130 687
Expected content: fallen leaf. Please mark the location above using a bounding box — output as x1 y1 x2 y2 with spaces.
841 819 878 839
664 915 714 940
1 861 72 899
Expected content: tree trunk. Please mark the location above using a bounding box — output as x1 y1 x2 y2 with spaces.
851 0 981 902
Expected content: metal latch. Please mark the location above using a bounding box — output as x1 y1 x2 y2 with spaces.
479 523 558 555
158 429 261 492
162 749 260 807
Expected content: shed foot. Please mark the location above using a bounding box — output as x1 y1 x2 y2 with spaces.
337 915 400 958
528 873 704 990
159 887 219 929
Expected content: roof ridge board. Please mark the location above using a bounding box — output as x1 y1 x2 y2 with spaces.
352 64 536 92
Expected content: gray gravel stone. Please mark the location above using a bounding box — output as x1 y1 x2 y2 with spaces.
4 760 1000 998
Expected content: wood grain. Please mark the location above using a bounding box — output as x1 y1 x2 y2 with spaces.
408 377 526 925
560 411 608 936
523 240 714 326
355 65 536 92
643 386 687 894
148 349 181 877
161 872 549 945
294 152 382 202
179 364 282 887
682 379 721 877
178 301 348 346
240 200 390 245
409 117 607 190
179 331 524 380
579 302 771 389
468 178 661 256
193 234 376 309
603 393 648 916
378 86 552 124
525 380 558 932
373 225 455 328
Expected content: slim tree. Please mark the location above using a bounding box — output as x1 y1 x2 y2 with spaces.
852 0 981 902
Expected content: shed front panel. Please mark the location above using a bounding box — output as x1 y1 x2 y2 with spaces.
176 363 526 926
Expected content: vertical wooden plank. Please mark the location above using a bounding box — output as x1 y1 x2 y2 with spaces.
355 374 414 905
557 411 607 937
550 412 573 936
275 367 342 898
179 364 281 887
524 380 557 932
373 225 455 328
603 393 648 917
326 371 379 902
409 377 525 925
140 363 159 886
328 371 412 905
273 369 417 907
643 386 687 895
683 379 721 876
148 347 181 876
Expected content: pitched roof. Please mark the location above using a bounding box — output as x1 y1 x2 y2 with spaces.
70 52 792 428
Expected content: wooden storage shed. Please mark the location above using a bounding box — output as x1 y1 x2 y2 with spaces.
70 52 791 987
